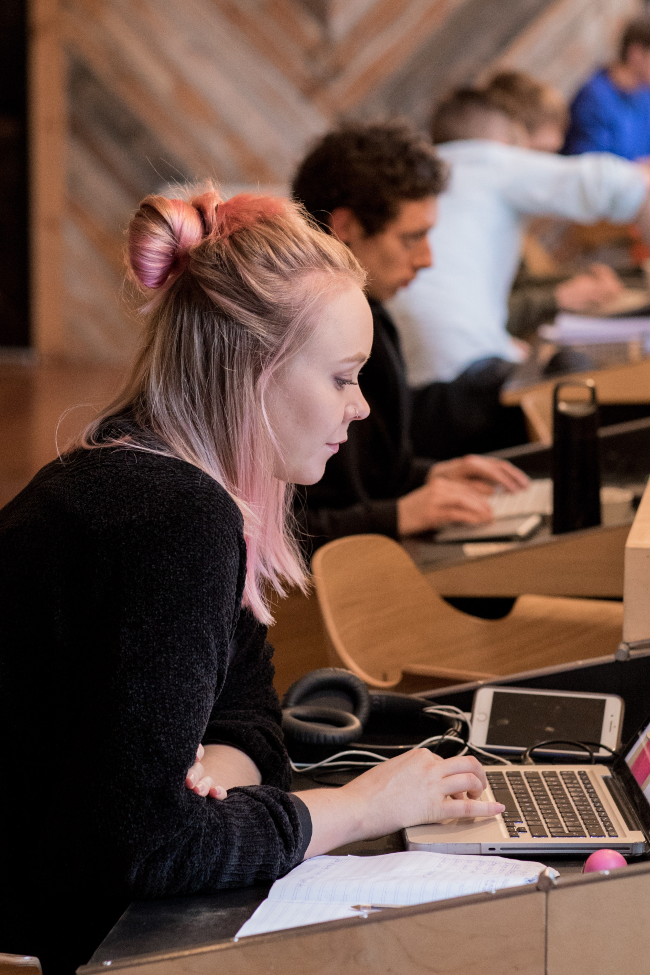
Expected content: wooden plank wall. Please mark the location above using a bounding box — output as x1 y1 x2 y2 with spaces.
29 0 643 362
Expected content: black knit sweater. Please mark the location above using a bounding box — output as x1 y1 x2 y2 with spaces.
0 443 310 972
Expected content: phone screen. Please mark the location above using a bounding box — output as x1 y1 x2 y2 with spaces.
486 691 607 751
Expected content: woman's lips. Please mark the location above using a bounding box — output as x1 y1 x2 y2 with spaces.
326 438 347 453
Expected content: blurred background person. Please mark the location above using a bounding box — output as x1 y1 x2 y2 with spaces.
483 70 568 153
388 87 650 459
292 122 529 549
564 16 650 160
481 72 628 341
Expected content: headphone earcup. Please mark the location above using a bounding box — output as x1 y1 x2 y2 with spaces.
282 705 364 746
283 668 371 724
282 668 370 755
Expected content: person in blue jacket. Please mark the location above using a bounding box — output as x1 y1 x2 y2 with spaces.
565 17 650 160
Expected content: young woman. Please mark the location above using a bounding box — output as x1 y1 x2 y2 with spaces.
0 189 503 973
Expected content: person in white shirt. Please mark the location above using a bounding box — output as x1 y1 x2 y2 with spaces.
388 87 650 457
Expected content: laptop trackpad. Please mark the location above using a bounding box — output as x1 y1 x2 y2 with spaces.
406 816 506 848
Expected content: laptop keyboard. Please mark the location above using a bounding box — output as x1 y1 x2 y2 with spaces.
489 479 553 519
486 769 619 840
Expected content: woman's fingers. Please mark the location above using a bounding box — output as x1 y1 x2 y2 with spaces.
443 797 505 820
187 771 227 799
185 750 227 799
192 774 213 797
208 784 228 800
436 771 485 799
185 760 205 789
435 755 489 792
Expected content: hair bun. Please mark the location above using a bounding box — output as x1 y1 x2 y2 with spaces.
192 191 288 239
128 195 207 289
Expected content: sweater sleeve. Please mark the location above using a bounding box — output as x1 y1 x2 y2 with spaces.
201 608 291 790
89 474 307 898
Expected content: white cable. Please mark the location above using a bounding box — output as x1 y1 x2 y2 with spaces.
291 748 390 774
468 742 512 765
291 731 472 774
424 704 512 764
290 704 511 775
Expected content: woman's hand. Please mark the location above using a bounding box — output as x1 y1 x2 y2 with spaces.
185 744 227 799
397 477 493 536
295 750 504 859
428 455 529 495
185 743 261 798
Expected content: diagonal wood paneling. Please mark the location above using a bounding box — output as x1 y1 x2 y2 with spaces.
39 0 642 362
478 0 640 99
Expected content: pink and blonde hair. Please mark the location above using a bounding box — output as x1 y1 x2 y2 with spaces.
79 187 365 624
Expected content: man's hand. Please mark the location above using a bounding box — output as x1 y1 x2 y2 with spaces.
428 455 529 495
555 263 624 314
397 477 493 536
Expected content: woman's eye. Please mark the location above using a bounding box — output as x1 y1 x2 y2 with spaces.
335 377 358 389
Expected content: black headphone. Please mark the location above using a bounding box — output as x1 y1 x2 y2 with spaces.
282 668 371 748
281 668 448 760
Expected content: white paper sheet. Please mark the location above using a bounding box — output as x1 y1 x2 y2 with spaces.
540 313 650 345
235 851 552 938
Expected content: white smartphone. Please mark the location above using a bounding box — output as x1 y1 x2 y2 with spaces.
469 686 624 758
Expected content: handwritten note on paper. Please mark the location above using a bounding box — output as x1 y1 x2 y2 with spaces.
235 851 554 939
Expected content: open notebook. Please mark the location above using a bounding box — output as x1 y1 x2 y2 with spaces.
235 851 553 938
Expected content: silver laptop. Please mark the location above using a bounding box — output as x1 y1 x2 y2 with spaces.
404 712 650 856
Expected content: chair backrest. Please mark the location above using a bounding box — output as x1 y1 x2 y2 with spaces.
0 956 42 975
311 534 480 688
520 389 553 444
623 479 650 644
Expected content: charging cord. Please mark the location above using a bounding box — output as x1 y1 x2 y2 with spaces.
522 739 618 765
290 704 511 774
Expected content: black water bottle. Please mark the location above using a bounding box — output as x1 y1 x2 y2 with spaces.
552 380 601 535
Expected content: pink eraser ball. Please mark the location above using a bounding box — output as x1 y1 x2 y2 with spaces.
583 849 628 873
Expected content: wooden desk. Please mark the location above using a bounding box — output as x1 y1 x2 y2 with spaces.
408 416 650 601
81 650 650 975
78 862 650 975
502 355 650 410
501 357 650 444
410 520 630 599
80 769 589 975
81 772 649 975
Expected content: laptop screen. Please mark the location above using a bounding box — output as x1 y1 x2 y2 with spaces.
624 719 650 802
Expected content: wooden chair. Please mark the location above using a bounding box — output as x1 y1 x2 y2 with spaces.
311 534 624 689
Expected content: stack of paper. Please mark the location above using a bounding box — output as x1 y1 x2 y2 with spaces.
235 851 553 938
540 312 650 346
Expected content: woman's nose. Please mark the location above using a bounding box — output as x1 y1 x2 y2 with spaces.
349 392 370 421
